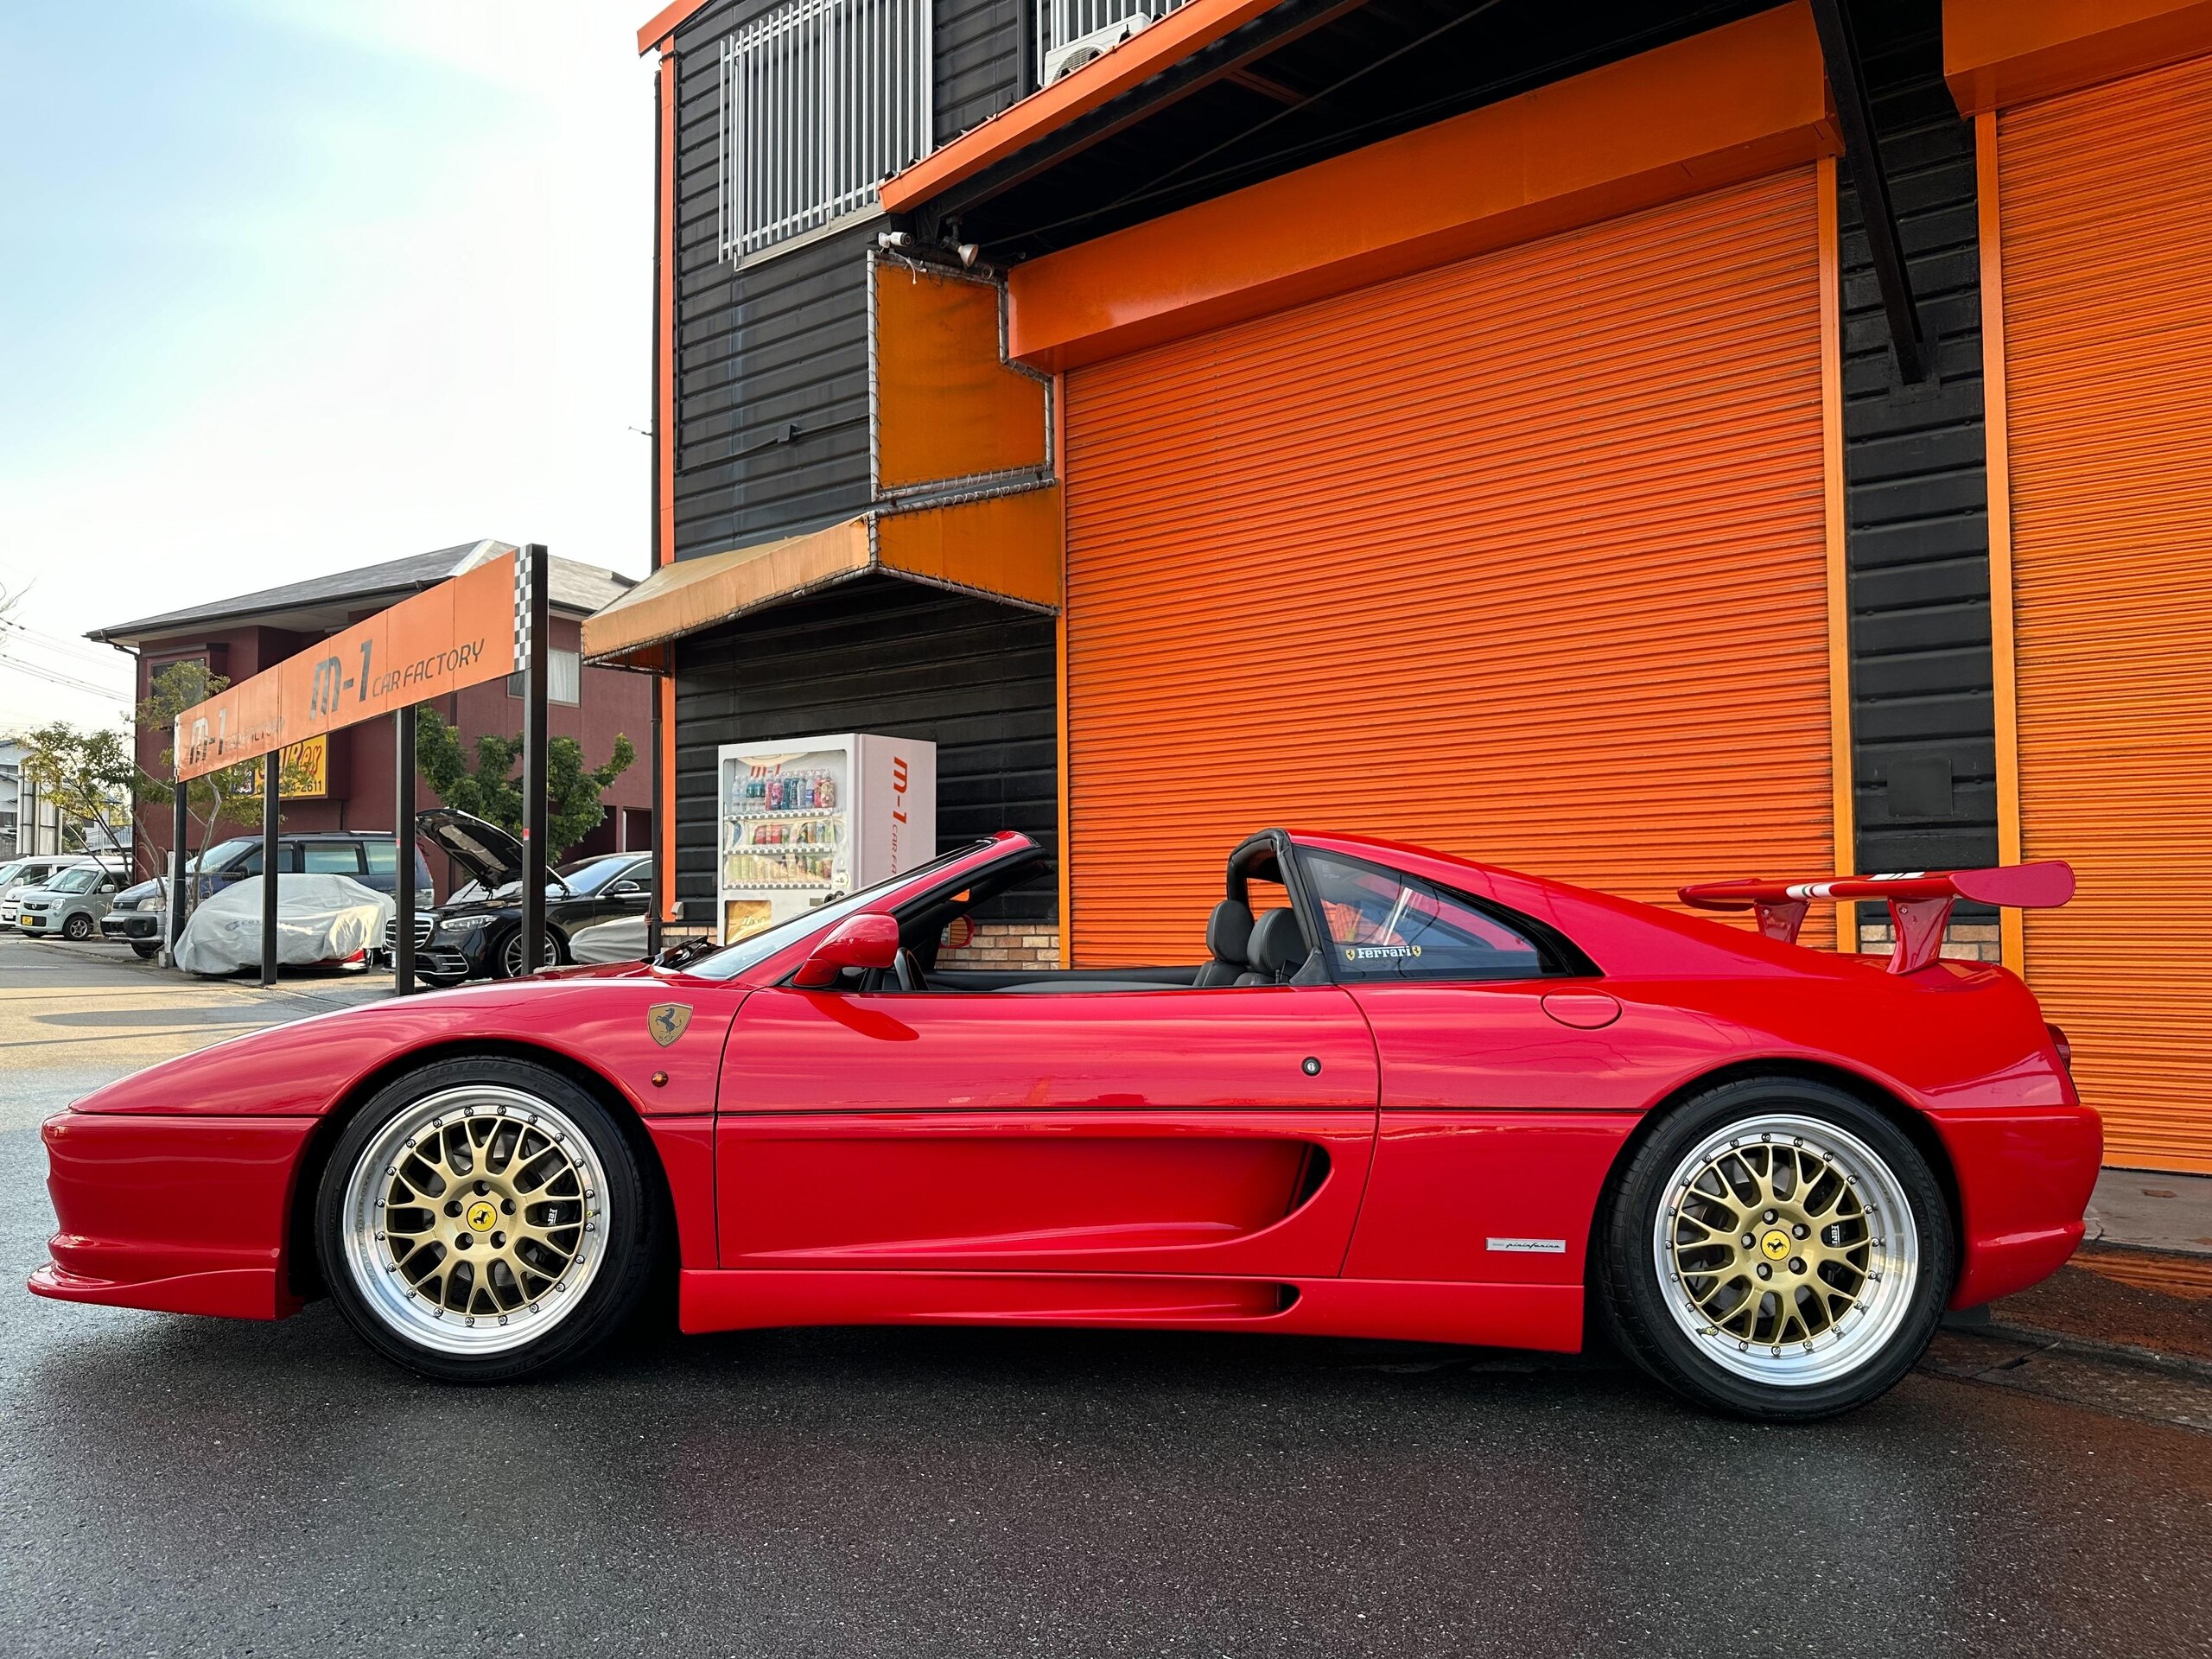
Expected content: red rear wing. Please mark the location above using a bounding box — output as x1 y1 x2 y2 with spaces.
1678 862 2075 974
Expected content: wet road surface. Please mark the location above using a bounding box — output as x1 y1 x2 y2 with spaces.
3 939 2209 1658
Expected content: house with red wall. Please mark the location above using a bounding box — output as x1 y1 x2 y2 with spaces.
88 540 652 895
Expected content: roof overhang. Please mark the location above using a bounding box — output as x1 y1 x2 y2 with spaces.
878 0 1292 213
582 492 1061 669
1944 0 2212 115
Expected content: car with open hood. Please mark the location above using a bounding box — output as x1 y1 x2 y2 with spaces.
394 809 652 983
32 828 2097 1421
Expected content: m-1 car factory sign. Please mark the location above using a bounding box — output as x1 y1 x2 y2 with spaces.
172 550 521 779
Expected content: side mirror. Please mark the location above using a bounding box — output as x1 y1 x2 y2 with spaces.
791 912 900 989
610 880 642 897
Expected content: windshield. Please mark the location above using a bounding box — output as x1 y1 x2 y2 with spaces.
50 867 104 893
201 840 254 873
677 843 989 982
556 856 646 895
0 862 24 887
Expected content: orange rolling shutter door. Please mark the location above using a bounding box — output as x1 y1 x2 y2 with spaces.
1996 53 2212 1173
1064 170 1836 965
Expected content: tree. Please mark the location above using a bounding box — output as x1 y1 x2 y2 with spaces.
414 707 637 863
135 662 252 885
16 724 137 857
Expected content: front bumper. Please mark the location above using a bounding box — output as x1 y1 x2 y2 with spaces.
100 911 160 941
30 1110 315 1320
16 911 49 931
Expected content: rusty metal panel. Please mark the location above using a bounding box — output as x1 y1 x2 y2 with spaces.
1062 169 1835 967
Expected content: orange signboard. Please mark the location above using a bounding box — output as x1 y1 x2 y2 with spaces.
174 550 518 781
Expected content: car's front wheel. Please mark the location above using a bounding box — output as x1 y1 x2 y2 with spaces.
130 942 159 960
62 913 94 940
496 926 565 979
1598 1078 1952 1422
315 1058 658 1382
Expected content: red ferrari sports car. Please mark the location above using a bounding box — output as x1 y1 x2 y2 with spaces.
31 830 2096 1421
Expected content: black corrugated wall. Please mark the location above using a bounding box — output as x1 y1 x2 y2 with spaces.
1839 0 1999 877
673 581 1058 923
665 2 1050 924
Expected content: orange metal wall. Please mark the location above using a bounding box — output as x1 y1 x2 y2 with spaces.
1063 170 1837 967
1994 52 2212 1173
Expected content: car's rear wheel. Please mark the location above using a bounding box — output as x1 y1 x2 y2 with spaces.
62 913 93 940
496 926 564 980
315 1058 657 1382
1598 1077 1952 1422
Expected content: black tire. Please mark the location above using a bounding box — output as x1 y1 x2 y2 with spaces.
62 913 94 941
1597 1077 1952 1423
131 942 159 959
314 1057 659 1382
493 926 566 980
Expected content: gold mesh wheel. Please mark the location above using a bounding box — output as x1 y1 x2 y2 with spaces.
1652 1113 1919 1388
340 1085 610 1356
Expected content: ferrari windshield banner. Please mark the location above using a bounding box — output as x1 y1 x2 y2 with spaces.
172 550 520 781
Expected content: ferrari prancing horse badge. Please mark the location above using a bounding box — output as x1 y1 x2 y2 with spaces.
647 1003 693 1047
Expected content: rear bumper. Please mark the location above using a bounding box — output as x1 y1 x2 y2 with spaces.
1928 1103 2102 1309
29 1109 315 1320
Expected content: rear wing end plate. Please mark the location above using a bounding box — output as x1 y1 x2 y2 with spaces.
1679 863 2075 974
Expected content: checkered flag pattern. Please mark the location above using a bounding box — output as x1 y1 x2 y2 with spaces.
512 551 531 670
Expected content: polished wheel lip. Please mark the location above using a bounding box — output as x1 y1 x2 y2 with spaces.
1652 1112 1920 1389
340 1084 609 1357
500 929 560 978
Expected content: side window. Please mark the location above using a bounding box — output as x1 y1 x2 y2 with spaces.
1298 851 1553 982
303 843 363 875
364 842 397 877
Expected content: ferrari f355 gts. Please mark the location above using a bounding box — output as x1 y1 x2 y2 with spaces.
31 830 2096 1421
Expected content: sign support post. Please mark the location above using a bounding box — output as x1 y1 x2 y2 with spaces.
394 704 416 995
167 778 189 963
519 544 550 977
258 746 280 987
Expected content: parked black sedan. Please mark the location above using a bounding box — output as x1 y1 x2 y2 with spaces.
392 810 653 984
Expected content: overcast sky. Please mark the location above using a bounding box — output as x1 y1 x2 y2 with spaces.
0 0 656 734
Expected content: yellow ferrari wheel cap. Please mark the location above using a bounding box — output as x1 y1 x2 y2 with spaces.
1760 1229 1790 1261
466 1200 498 1233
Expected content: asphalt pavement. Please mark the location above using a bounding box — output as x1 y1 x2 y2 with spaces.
3 935 2209 1659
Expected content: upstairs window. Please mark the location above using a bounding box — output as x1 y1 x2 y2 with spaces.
719 0 933 264
506 647 581 705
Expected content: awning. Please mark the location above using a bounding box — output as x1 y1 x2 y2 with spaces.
582 490 1061 669
877 0 1284 213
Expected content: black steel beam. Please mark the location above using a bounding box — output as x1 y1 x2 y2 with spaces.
1809 0 1929 382
258 747 279 988
168 778 188 963
519 544 550 979
394 704 416 996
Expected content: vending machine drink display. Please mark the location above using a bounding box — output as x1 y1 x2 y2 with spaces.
715 734 938 944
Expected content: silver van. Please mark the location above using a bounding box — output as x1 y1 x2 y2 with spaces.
0 856 99 927
15 863 124 940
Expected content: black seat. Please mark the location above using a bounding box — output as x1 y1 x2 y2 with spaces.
1236 907 1309 986
1193 899 1254 987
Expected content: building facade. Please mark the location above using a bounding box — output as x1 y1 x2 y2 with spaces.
600 0 2212 1173
92 542 654 893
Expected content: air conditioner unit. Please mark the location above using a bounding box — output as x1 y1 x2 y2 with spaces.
1044 14 1153 84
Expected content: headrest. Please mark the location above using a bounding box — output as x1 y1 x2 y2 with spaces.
1249 906 1308 977
1205 899 1255 964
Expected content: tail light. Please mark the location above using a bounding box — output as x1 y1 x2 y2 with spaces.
2047 1023 2074 1074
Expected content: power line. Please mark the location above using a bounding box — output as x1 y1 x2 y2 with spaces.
0 652 134 706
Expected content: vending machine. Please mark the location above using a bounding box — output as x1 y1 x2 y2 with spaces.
714 734 937 944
